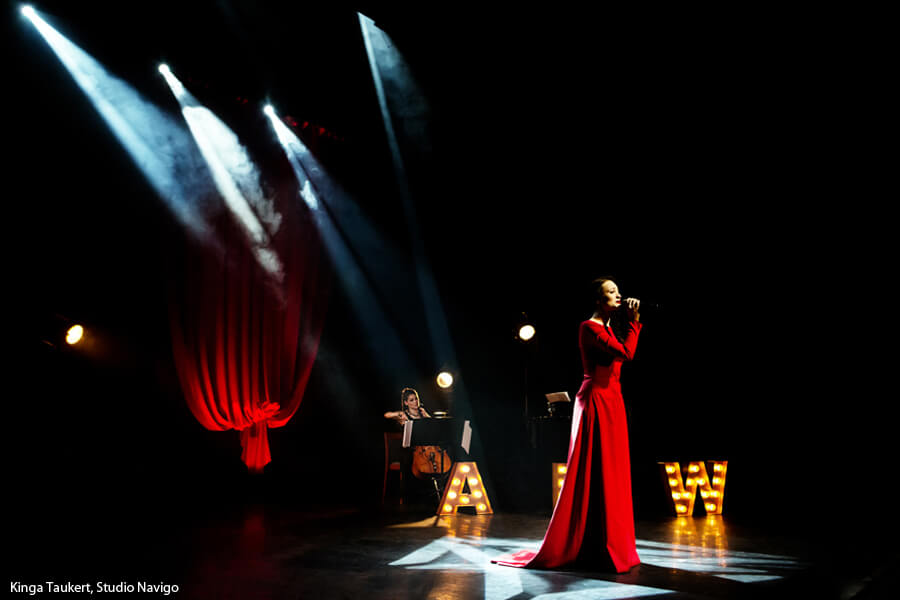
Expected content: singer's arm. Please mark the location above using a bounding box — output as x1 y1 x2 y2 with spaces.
582 321 642 361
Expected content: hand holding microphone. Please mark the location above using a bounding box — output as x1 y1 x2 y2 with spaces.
623 297 641 322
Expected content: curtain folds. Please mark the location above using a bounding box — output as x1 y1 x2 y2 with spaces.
169 209 329 472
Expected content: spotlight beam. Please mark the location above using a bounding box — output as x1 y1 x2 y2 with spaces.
22 8 213 242
265 108 425 379
159 66 283 282
358 13 464 383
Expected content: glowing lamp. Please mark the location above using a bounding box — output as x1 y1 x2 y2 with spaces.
263 104 275 117
518 324 536 341
436 371 454 389
21 5 36 18
158 63 171 75
66 324 84 345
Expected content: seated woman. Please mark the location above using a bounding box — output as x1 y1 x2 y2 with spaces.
384 388 442 507
384 387 432 424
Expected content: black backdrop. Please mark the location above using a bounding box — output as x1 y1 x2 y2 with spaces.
8 0 894 577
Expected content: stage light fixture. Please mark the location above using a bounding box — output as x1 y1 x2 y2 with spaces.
21 5 36 18
66 324 84 345
515 312 536 343
518 324 536 341
263 104 275 117
436 371 453 389
158 63 170 75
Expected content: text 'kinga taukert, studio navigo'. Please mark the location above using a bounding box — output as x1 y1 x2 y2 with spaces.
10 581 180 596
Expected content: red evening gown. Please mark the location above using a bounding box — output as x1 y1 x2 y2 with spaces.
493 319 642 573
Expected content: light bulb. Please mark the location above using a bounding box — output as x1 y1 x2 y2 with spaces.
66 324 84 345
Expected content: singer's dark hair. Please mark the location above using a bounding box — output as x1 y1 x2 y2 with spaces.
590 276 627 344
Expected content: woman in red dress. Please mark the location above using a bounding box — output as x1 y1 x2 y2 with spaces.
494 278 642 573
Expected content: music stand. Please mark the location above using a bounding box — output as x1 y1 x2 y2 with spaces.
545 391 572 417
403 418 471 501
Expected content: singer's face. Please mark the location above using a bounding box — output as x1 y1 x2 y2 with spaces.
599 281 622 311
404 394 419 410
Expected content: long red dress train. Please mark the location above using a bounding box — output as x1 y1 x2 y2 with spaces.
493 319 642 573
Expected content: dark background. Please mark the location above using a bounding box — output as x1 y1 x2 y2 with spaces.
7 0 893 580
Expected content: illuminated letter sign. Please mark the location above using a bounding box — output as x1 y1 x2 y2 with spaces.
552 462 567 507
660 461 728 516
437 462 493 515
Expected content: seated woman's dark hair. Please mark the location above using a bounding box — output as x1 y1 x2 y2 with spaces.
400 387 419 409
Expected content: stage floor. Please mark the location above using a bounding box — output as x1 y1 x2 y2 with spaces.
14 503 897 599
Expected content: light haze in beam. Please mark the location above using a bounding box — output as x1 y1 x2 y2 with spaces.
358 13 464 394
265 109 418 378
159 65 283 281
22 8 212 242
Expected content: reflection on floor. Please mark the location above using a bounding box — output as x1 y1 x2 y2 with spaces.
386 514 807 599
15 505 895 599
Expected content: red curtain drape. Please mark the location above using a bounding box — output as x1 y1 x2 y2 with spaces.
168 207 329 472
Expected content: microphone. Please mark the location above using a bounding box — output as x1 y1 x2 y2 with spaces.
620 300 663 314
